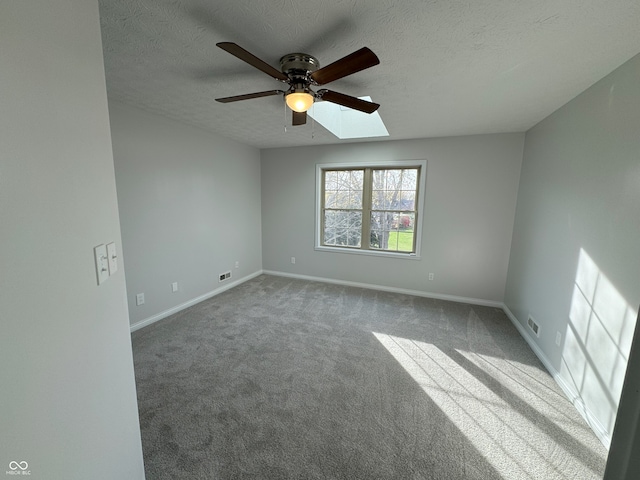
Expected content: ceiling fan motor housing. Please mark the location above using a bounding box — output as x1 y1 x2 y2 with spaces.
280 53 320 98
280 53 320 79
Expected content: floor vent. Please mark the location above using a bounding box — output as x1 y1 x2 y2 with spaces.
218 271 232 282
527 316 541 337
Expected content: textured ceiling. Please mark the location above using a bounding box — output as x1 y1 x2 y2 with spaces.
99 0 640 149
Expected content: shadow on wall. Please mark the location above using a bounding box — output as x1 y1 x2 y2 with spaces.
562 248 638 436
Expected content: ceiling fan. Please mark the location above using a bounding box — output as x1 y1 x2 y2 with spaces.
215 42 380 126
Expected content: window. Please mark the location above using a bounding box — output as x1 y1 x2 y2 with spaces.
316 161 426 258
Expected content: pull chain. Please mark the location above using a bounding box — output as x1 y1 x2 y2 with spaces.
311 103 315 139
283 101 288 133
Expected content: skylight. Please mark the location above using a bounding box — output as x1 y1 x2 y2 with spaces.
308 96 389 139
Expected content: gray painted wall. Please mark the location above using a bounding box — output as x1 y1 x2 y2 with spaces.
505 54 640 445
0 2 145 479
261 134 524 303
109 102 262 325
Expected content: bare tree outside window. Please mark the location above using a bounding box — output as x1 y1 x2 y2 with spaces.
321 165 421 253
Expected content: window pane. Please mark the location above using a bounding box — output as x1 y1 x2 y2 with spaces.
401 169 417 190
369 230 380 249
372 170 384 189
370 211 415 252
334 211 349 229
387 229 414 252
351 170 364 186
400 191 415 210
331 191 351 209
336 171 350 189
384 169 402 190
349 190 363 209
323 210 338 244
324 210 361 247
348 211 362 230
397 213 415 230
371 211 394 231
325 169 363 209
388 192 400 210
325 171 338 190
324 210 335 228
387 231 399 250
371 189 384 210
324 190 338 208
347 229 361 247
370 229 382 249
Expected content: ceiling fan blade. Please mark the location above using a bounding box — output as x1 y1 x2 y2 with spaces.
216 90 284 103
292 111 307 126
217 42 288 82
318 90 380 114
310 47 379 85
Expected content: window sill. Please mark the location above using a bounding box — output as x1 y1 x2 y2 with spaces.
314 245 421 260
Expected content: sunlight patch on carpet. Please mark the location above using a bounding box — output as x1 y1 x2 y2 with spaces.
372 332 605 480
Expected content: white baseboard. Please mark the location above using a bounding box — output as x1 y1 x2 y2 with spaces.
502 304 611 449
129 270 263 333
262 270 504 308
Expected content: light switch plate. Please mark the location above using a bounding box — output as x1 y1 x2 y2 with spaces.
94 244 109 285
106 242 118 275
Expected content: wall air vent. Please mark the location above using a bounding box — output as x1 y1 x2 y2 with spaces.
527 316 541 337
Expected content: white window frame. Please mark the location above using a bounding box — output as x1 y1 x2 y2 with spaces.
315 160 427 259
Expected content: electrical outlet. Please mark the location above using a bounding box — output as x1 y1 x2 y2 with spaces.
428 272 434 281
291 257 296 264
235 261 239 269
219 271 232 282
556 331 562 346
171 282 178 292
136 293 145 306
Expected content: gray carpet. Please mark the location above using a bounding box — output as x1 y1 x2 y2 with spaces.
132 274 608 479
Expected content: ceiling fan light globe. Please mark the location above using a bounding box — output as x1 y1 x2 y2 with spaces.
286 92 314 112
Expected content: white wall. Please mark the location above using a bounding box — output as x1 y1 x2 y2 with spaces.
109 102 262 326
261 134 524 303
0 2 145 479
505 53 640 446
